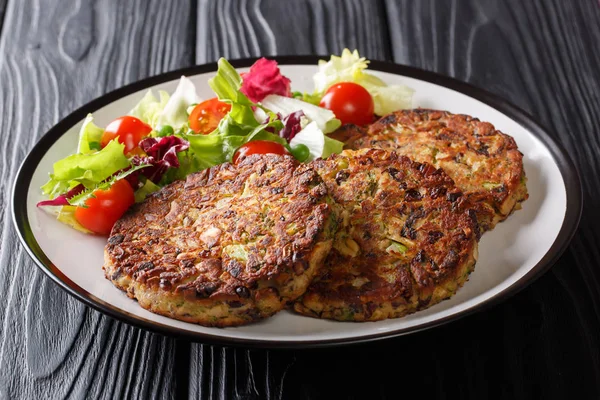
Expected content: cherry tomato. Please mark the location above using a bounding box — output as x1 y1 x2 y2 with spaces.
232 141 289 164
319 82 375 126
189 97 232 134
74 179 135 236
101 116 152 154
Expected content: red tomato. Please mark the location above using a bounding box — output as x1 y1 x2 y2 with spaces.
74 179 135 235
189 97 232 134
232 141 289 164
319 82 375 126
101 116 152 154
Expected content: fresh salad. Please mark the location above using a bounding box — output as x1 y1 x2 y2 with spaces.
37 49 414 235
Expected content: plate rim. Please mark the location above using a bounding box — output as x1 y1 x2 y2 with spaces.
11 56 583 348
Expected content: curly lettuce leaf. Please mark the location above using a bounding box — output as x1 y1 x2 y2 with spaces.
41 140 130 197
129 76 199 131
77 114 104 154
208 58 258 127
37 184 85 207
366 84 415 116
312 48 414 115
129 89 170 128
67 164 149 207
182 115 285 172
313 49 369 93
131 136 190 183
156 76 200 130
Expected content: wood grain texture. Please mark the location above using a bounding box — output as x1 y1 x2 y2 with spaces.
0 0 6 39
196 0 392 63
384 0 600 398
189 0 600 399
0 0 194 399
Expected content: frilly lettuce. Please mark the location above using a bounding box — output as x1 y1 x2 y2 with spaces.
313 49 370 93
129 76 200 131
131 136 190 183
165 58 287 174
41 140 130 198
66 164 149 207
77 115 104 154
313 48 414 116
156 76 200 129
368 84 415 116
129 90 170 128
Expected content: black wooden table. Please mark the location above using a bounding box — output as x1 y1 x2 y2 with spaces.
1 1 599 398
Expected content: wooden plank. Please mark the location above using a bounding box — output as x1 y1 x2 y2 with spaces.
189 0 600 399
0 0 194 398
0 0 7 38
191 1 393 399
383 0 600 398
196 0 392 63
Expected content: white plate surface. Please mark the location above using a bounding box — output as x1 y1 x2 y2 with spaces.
13 60 581 346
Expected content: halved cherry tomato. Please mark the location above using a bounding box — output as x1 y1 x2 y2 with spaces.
232 140 289 164
101 116 152 154
319 82 375 126
74 179 135 235
189 97 231 134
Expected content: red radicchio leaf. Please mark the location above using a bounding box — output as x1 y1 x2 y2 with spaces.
240 58 292 103
279 111 305 141
37 184 85 207
132 136 190 183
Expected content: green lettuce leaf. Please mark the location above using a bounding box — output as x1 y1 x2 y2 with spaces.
77 114 104 154
292 91 322 106
208 58 258 127
313 49 370 93
169 57 289 174
155 76 200 130
181 115 285 171
134 179 161 203
57 206 93 234
129 76 199 131
41 140 130 197
323 135 344 158
289 121 344 161
129 89 170 128
67 163 149 207
312 48 414 116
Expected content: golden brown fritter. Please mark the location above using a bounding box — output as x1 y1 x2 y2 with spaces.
104 154 335 327
293 149 479 322
351 109 528 231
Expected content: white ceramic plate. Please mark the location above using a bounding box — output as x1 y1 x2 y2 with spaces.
12 57 582 347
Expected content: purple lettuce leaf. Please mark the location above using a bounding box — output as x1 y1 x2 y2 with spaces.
37 184 85 207
132 136 190 183
279 110 305 141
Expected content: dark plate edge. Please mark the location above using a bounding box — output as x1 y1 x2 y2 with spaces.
10 56 583 349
